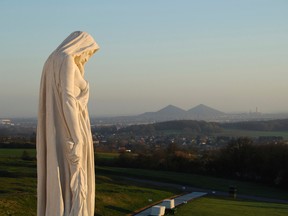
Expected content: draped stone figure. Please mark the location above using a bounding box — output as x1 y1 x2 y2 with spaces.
37 31 99 216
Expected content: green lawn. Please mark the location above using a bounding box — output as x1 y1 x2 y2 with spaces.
0 148 36 158
170 196 288 216
1 149 288 216
0 174 174 216
0 149 175 216
0 150 37 216
95 175 174 216
96 152 120 160
0 193 36 216
97 166 288 200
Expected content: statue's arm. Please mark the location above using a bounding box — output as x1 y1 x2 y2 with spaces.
60 56 82 145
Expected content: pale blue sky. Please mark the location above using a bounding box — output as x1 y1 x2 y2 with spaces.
0 0 288 117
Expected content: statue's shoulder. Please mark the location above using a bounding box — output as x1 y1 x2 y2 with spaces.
60 54 75 65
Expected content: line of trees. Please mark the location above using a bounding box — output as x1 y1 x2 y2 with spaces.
97 138 288 189
222 119 288 131
210 138 288 187
117 120 222 135
92 119 288 136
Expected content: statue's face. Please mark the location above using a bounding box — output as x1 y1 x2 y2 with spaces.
80 50 94 64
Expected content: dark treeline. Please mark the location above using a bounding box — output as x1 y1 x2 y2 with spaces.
92 119 288 136
117 120 222 135
0 142 35 148
211 138 288 186
222 119 288 131
0 127 35 137
98 138 288 189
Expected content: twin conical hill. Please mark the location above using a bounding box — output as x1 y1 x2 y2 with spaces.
187 104 224 119
139 105 186 121
156 105 186 115
138 104 225 121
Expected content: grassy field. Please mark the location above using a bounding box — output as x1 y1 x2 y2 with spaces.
97 166 288 200
95 175 175 216
0 148 36 158
96 152 120 160
1 149 288 216
169 196 288 216
0 149 175 216
0 158 37 216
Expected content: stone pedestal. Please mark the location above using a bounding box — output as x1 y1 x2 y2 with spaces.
150 205 165 216
162 199 175 209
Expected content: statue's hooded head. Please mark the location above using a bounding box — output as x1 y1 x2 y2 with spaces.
56 31 99 56
54 31 99 74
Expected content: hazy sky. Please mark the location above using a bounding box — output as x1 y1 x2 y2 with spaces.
0 0 287 117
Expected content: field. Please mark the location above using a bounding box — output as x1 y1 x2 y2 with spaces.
216 129 288 140
0 149 175 216
169 196 288 216
0 148 36 158
140 128 288 138
95 175 175 216
97 166 288 200
1 149 288 216
0 156 37 216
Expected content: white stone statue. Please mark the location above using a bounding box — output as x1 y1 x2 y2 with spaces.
37 31 99 216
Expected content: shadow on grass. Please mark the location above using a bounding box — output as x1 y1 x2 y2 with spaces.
105 205 131 214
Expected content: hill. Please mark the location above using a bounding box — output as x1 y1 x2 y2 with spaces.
222 118 288 131
99 118 288 138
137 104 226 122
186 104 225 120
93 105 288 125
138 105 186 121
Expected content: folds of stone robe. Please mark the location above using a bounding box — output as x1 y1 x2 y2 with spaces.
37 31 99 216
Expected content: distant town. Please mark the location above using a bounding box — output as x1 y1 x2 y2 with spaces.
91 104 288 126
2 104 288 128
2 104 288 127
1 105 288 191
1 104 288 153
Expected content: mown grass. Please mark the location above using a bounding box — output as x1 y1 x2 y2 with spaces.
1 149 288 216
0 149 37 216
169 196 288 216
95 175 174 216
0 193 37 216
0 149 36 158
97 166 288 200
0 164 37 215
96 152 120 160
0 149 175 216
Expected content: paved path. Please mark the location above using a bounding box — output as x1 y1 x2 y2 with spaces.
134 192 207 216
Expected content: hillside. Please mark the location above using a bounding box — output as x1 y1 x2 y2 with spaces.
94 105 288 124
186 104 225 120
138 105 186 121
113 118 288 136
222 118 288 131
118 120 222 135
